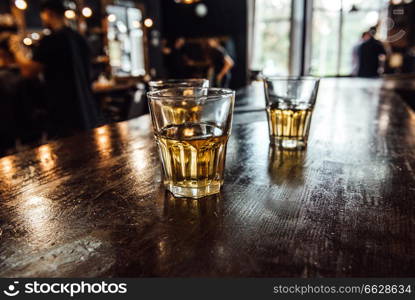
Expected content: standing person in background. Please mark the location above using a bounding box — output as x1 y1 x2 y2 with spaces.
162 37 188 78
351 31 370 76
207 38 234 88
356 27 387 78
10 0 99 139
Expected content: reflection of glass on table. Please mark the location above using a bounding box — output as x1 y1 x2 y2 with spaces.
268 146 306 186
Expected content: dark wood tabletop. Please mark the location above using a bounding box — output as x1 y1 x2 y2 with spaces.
1 79 415 277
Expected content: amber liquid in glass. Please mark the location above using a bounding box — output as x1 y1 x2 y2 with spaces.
266 102 313 149
155 123 228 198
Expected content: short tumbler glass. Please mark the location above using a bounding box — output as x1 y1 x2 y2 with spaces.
147 87 235 199
264 77 320 149
149 79 209 91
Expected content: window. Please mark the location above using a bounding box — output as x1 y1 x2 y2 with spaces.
107 5 146 76
310 0 388 76
251 0 292 76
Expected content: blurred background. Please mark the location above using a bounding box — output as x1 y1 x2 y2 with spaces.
0 0 414 157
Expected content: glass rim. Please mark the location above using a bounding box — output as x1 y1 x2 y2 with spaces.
147 87 235 102
148 78 209 87
263 76 321 82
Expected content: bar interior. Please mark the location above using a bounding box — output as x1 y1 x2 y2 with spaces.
0 0 415 278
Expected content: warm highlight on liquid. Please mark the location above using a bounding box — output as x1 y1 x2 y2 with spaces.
266 103 313 144
155 123 228 197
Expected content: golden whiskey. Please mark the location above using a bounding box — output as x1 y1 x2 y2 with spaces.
266 103 313 149
155 123 228 198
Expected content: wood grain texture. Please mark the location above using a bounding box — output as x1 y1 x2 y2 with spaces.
0 79 414 277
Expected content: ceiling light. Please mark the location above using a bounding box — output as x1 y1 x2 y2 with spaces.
82 7 93 18
65 10 76 19
107 14 117 23
23 37 32 46
15 0 27 10
144 18 153 28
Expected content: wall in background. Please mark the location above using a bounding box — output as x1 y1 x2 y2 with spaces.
0 2 10 13
24 0 41 29
136 0 164 78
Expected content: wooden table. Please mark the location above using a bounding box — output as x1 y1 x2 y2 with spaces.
1 79 414 277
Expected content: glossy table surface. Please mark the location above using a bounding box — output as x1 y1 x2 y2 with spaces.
1 79 415 277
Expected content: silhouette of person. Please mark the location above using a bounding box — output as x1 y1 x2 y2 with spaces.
356 27 386 77
351 31 370 76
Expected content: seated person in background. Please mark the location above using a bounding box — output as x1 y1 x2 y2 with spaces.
356 27 387 78
0 36 16 67
0 35 47 155
0 35 20 155
10 0 99 139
